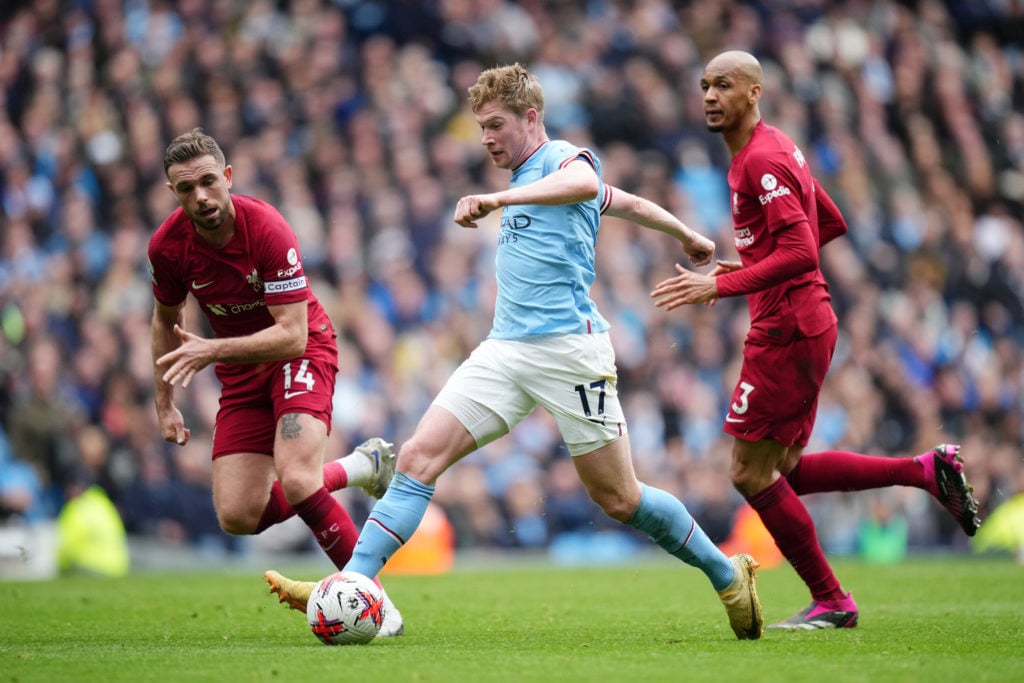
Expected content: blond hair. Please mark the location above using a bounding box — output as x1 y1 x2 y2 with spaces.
467 63 544 120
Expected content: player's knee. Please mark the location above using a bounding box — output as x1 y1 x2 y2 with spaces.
216 506 259 536
274 459 322 505
395 439 448 485
592 489 637 523
730 461 771 498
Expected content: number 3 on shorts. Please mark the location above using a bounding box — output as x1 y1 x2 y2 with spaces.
731 381 754 415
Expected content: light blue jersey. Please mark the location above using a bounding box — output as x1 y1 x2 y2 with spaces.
490 140 611 339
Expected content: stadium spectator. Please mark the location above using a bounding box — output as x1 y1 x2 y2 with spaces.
5 335 84 515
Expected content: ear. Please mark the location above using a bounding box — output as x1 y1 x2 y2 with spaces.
223 164 233 188
749 83 762 105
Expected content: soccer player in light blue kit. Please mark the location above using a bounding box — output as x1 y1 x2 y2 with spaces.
266 63 763 640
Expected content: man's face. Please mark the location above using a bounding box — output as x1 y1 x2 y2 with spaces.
474 99 535 170
700 64 757 134
166 155 233 231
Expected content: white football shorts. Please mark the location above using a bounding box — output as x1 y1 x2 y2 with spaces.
433 331 627 456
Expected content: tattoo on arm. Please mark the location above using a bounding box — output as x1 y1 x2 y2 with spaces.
280 413 302 441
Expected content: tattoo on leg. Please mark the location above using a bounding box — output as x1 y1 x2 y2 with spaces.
280 413 302 441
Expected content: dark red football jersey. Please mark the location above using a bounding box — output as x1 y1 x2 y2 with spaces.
718 121 836 344
148 194 336 383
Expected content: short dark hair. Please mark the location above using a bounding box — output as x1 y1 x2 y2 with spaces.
162 128 226 177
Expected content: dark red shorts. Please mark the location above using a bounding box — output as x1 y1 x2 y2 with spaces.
723 324 837 448
212 354 338 459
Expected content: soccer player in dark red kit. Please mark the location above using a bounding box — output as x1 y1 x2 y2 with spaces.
651 51 981 629
148 128 402 637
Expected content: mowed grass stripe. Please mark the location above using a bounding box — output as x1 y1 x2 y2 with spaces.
1 557 1021 683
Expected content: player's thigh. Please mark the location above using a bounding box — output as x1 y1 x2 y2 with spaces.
273 411 329 497
399 403 481 484
212 451 277 529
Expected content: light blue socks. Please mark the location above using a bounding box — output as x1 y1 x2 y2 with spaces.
344 471 435 578
627 483 734 591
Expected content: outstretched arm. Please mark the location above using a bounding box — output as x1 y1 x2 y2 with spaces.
155 300 308 390
603 185 715 266
454 158 599 228
652 221 819 310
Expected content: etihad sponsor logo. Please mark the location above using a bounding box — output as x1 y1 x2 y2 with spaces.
265 276 307 294
500 214 532 230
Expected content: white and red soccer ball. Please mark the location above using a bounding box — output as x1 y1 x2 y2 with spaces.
306 571 385 645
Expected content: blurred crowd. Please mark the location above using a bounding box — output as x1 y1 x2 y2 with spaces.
1 0 1022 564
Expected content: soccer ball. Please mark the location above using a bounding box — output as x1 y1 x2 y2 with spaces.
306 571 385 645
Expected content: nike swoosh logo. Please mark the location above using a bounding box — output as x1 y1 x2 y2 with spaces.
284 390 310 399
192 280 215 289
725 416 745 423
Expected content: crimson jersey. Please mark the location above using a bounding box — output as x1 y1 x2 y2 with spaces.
718 121 837 344
148 194 336 384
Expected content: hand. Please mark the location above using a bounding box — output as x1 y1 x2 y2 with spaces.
156 324 213 389
710 259 743 277
683 233 716 267
650 263 720 310
156 402 191 446
454 193 501 228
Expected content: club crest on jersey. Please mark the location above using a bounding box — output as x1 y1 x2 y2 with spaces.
758 173 791 205
247 268 263 292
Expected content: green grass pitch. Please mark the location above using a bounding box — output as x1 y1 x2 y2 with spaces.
1 556 1021 683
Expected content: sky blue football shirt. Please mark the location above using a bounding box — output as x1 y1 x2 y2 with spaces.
489 140 610 340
